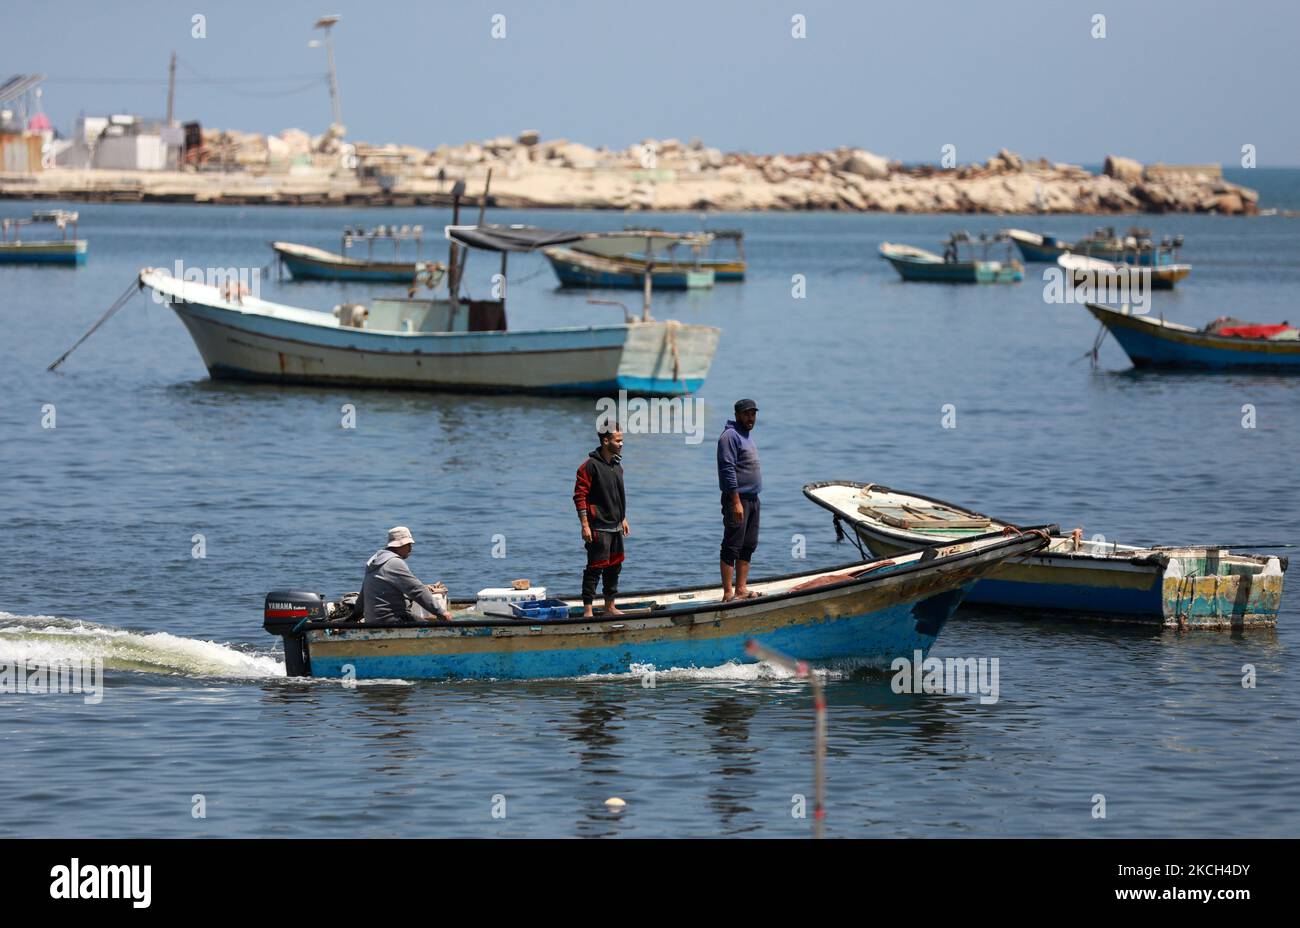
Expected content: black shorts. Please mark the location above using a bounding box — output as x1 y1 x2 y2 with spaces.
720 493 760 564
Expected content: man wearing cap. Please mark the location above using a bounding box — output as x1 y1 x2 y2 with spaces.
360 526 453 623
717 399 762 601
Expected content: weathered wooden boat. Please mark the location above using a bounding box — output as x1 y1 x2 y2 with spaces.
1058 252 1191 290
262 529 1049 680
879 233 1023 283
545 231 716 289
271 233 431 283
0 210 87 265
138 224 720 396
572 229 747 281
804 481 1287 628
1086 302 1300 371
1008 227 1184 267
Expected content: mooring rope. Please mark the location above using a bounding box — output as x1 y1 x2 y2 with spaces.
47 277 142 372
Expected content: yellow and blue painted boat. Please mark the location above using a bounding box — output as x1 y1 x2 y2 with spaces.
1086 303 1300 371
804 481 1287 628
0 210 87 265
263 530 1048 680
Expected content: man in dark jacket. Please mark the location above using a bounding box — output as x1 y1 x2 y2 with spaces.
717 398 761 601
573 425 630 617
361 526 452 623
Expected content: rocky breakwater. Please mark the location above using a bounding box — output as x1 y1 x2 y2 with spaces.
389 135 1258 214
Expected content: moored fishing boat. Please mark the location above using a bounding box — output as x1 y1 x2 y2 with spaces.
137 224 721 396
572 229 747 281
1007 226 1185 267
262 529 1050 680
545 230 716 289
879 233 1023 283
0 210 87 265
1086 302 1300 370
804 481 1287 627
271 226 433 283
1058 252 1191 290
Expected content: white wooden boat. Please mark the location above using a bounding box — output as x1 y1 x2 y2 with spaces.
804 481 1286 628
1058 252 1191 290
138 225 720 396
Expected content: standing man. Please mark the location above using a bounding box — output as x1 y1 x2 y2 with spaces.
573 424 630 618
717 399 761 601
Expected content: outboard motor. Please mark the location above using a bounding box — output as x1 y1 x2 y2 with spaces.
264 591 326 677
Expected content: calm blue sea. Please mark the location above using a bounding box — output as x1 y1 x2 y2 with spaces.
1 187 1297 837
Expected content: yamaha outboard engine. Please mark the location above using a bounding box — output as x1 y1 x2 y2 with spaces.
264 591 327 677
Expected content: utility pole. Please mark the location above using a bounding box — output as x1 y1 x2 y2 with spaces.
313 15 343 131
165 51 176 127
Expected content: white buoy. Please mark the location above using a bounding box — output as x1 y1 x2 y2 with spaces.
604 797 626 808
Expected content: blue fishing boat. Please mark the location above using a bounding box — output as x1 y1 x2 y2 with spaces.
804 481 1287 627
1086 302 1300 370
0 210 87 265
879 233 1023 283
1007 227 1185 267
263 530 1049 680
272 225 432 282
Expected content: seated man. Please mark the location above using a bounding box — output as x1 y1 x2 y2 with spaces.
361 526 453 623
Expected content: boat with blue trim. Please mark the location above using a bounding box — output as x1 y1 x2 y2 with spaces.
1007 226 1185 267
879 232 1023 283
263 528 1050 680
0 210 87 265
272 225 433 283
137 224 720 396
1086 302 1300 371
804 481 1287 627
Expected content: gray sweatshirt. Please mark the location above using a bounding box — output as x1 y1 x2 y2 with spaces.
361 548 442 623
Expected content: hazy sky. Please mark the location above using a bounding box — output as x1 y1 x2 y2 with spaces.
5 0 1296 166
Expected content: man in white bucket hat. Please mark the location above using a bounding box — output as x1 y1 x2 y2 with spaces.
360 526 452 623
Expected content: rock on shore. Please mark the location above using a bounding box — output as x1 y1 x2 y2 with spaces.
2 129 1259 214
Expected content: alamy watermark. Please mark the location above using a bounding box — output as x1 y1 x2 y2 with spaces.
595 390 705 445
1042 265 1151 315
1 658 104 704
149 260 263 304
890 650 999 704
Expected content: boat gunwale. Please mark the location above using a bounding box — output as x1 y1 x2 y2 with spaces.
298 531 1049 634
141 269 721 340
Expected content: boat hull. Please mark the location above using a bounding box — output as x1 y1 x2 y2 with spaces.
278 251 419 283
883 255 1022 283
0 240 87 265
297 542 1047 680
545 250 715 289
1088 304 1300 370
854 530 1282 626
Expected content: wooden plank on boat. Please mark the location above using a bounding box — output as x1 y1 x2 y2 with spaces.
858 503 990 530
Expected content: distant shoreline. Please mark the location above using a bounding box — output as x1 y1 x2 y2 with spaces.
2 135 1265 215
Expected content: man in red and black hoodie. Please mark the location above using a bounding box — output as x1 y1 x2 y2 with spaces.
573 424 629 617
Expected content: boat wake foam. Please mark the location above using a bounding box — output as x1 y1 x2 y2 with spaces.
0 612 285 680
575 660 844 684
